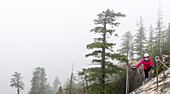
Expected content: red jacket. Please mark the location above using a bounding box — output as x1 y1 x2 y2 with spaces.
135 58 154 70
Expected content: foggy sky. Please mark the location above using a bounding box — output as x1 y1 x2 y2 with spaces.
0 0 170 94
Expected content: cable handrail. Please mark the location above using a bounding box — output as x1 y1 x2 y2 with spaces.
158 60 170 70
155 55 169 70
155 55 169 87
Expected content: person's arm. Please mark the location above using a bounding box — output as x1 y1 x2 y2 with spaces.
149 58 154 69
135 59 144 68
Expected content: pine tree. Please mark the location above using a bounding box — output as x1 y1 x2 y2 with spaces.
147 25 154 54
53 75 61 93
164 22 170 54
46 83 54 94
86 9 126 94
130 41 135 60
134 17 146 59
10 72 24 94
29 67 48 94
155 2 164 56
29 67 41 94
77 69 89 94
40 67 48 94
57 87 64 94
117 31 134 93
118 31 134 59
64 78 77 94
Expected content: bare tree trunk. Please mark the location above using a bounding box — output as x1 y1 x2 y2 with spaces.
85 79 89 94
83 80 85 94
17 87 20 94
126 64 129 94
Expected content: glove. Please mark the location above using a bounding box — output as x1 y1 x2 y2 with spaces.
151 66 154 69
133 67 136 70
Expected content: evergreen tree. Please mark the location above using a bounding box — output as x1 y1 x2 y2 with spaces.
46 83 54 94
130 41 135 60
53 75 61 93
29 67 48 94
10 72 24 94
118 31 134 59
57 87 64 94
164 22 170 54
147 25 154 54
134 17 146 59
86 9 126 94
29 67 41 94
155 3 164 56
64 78 77 94
77 69 89 94
40 67 48 94
117 31 134 93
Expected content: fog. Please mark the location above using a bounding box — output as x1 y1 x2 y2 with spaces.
0 0 170 94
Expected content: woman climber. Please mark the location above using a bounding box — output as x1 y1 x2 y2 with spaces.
133 53 154 81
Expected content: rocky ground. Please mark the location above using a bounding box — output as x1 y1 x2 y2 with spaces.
130 69 170 94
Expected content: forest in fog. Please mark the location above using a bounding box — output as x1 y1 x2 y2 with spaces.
0 0 170 94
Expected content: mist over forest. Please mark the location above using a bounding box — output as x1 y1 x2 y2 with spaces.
0 0 170 94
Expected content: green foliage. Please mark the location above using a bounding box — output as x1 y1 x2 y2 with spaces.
46 84 54 94
84 9 126 94
29 67 49 94
56 87 64 94
154 7 164 56
164 23 170 54
147 25 154 54
153 62 170 78
151 46 157 62
86 9 126 65
117 31 134 59
134 17 146 59
78 64 125 93
151 12 170 78
63 78 79 94
87 42 116 50
109 54 128 63
10 72 24 94
53 75 61 93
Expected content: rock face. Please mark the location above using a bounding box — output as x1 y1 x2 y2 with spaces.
117 59 147 92
130 70 170 94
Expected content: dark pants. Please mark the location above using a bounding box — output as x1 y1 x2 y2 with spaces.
144 67 151 79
